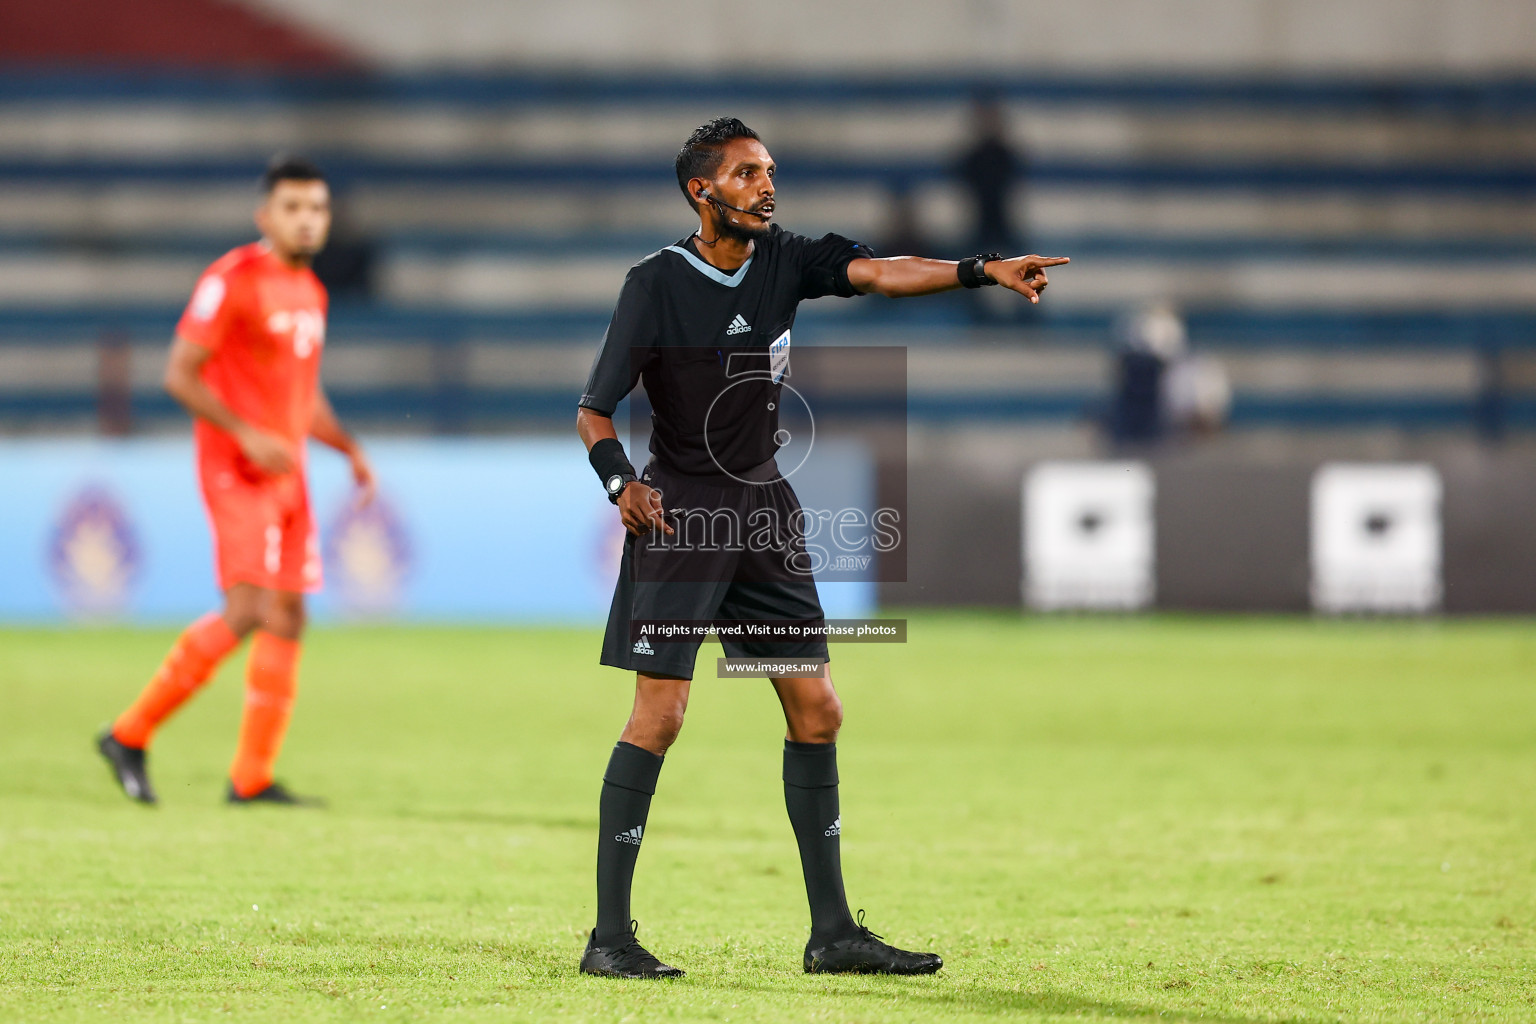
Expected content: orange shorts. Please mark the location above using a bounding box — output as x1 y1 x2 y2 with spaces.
199 460 321 594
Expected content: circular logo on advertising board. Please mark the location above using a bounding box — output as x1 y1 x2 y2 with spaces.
324 495 412 615
49 486 141 616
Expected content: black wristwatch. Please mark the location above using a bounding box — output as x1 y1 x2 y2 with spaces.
605 473 635 504
958 253 1003 289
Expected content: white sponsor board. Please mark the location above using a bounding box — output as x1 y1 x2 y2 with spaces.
1024 461 1155 611
1310 463 1442 614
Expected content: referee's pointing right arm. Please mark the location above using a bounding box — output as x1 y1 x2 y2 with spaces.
845 252 1069 302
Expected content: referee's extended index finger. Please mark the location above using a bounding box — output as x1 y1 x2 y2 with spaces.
1029 256 1071 267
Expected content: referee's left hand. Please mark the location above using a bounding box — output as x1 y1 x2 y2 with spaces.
987 255 1070 304
618 482 674 536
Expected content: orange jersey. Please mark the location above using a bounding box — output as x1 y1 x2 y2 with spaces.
177 242 328 469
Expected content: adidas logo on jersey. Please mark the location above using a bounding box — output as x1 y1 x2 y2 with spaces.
616 825 644 845
632 636 655 655
725 314 752 335
824 816 841 837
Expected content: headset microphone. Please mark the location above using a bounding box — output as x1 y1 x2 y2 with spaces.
700 189 769 219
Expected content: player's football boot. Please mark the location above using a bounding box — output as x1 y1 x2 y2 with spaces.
96 729 157 805
804 910 943 975
579 921 686 979
225 781 325 807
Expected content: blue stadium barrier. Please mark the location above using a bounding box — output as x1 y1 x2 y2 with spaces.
3 70 1535 114
1 305 1532 350
4 388 1533 433
384 234 1536 263
3 232 1529 264
0 155 1530 195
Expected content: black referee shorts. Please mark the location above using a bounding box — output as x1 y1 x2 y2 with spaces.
600 457 829 680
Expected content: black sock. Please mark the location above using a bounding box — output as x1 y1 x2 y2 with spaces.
595 741 664 945
783 740 857 939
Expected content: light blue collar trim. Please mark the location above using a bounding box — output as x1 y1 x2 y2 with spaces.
664 245 754 287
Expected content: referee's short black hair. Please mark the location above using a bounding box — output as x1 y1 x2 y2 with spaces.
261 154 326 194
675 117 760 208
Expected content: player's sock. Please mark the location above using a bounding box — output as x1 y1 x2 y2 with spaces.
595 741 664 945
228 632 301 798
112 612 241 749
784 739 858 940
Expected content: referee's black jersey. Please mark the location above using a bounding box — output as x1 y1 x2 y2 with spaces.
578 225 873 476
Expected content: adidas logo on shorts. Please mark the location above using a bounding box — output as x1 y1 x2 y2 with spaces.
824 816 841 837
616 825 644 845
726 314 751 335
632 636 655 656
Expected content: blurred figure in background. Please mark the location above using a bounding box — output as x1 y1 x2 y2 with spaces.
309 189 377 301
953 92 1027 321
1165 345 1233 439
1108 303 1228 447
953 91 1025 256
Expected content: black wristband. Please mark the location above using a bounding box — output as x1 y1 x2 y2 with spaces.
588 437 636 489
957 253 1002 289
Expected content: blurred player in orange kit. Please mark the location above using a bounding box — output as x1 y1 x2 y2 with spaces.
97 155 375 807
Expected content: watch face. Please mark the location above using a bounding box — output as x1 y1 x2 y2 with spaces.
607 475 623 494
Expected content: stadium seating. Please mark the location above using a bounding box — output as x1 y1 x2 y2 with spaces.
0 71 1532 434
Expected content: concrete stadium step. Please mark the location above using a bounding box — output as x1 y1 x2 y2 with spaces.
1 102 1530 166
1 248 1531 312
378 251 1536 312
0 338 1504 404
3 181 1533 248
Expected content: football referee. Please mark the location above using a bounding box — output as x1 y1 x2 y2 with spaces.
576 117 1067 978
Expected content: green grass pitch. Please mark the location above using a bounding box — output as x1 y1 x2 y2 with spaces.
2 614 1533 1022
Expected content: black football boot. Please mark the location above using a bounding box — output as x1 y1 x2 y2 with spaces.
804 910 943 975
96 729 157 805
226 781 325 807
580 921 685 979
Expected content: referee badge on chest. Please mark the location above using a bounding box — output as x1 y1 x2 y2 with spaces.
768 329 791 384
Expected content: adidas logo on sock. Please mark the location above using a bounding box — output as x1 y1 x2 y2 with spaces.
725 314 751 335
824 816 841 837
616 825 644 845
632 636 654 655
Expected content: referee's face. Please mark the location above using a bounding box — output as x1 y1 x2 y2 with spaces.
706 138 776 239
